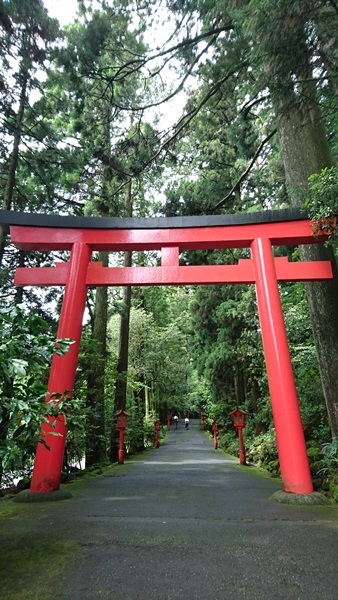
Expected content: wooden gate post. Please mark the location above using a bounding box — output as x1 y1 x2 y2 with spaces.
30 242 91 493
251 237 313 494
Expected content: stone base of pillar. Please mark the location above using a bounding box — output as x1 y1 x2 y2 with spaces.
13 489 72 503
270 490 330 505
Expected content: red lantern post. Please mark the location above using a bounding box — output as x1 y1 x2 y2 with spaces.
211 420 218 449
116 410 129 464
166 412 172 430
154 420 161 448
230 408 246 465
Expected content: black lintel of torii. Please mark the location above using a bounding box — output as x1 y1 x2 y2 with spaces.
0 207 307 232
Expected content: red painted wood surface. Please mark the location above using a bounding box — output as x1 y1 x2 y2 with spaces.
30 242 92 493
10 219 318 251
15 257 332 287
251 238 313 493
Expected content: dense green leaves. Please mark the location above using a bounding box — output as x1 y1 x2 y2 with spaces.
0 305 72 484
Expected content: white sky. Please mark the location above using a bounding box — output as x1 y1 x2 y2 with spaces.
43 0 79 26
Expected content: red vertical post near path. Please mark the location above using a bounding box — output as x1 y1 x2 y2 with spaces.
30 242 91 493
251 237 313 494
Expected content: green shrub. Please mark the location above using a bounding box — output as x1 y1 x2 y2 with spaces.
247 431 280 476
329 474 338 503
307 438 338 500
218 431 240 456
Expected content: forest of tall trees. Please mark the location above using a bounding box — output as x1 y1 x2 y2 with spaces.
0 0 337 501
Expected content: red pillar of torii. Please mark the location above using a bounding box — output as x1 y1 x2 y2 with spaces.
6 211 333 496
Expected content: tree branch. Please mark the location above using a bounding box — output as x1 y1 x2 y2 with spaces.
137 63 248 173
212 128 277 212
240 94 270 118
98 23 233 83
109 34 220 112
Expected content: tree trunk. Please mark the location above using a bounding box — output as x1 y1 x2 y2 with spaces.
0 383 11 486
110 180 133 462
14 251 25 305
277 99 338 438
145 384 150 420
252 379 266 436
0 68 28 266
234 364 245 406
85 252 109 467
114 274 132 413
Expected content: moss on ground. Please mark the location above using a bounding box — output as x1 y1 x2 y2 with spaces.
0 465 124 600
0 538 79 600
0 492 81 599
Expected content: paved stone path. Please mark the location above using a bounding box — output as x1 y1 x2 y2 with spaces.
1 419 337 599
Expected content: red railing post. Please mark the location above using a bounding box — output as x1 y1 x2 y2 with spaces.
116 410 129 465
230 409 246 465
154 420 161 448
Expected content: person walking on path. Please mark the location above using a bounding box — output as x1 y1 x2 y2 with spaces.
172 408 179 429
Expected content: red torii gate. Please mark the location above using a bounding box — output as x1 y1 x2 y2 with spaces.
1 209 333 497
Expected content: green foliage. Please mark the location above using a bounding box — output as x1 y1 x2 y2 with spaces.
307 167 338 216
108 302 193 420
305 167 338 251
0 0 61 214
124 406 146 454
306 438 338 501
189 272 268 433
218 431 240 457
317 439 338 479
219 427 282 478
247 431 280 477
142 418 158 449
0 305 72 483
329 474 338 503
